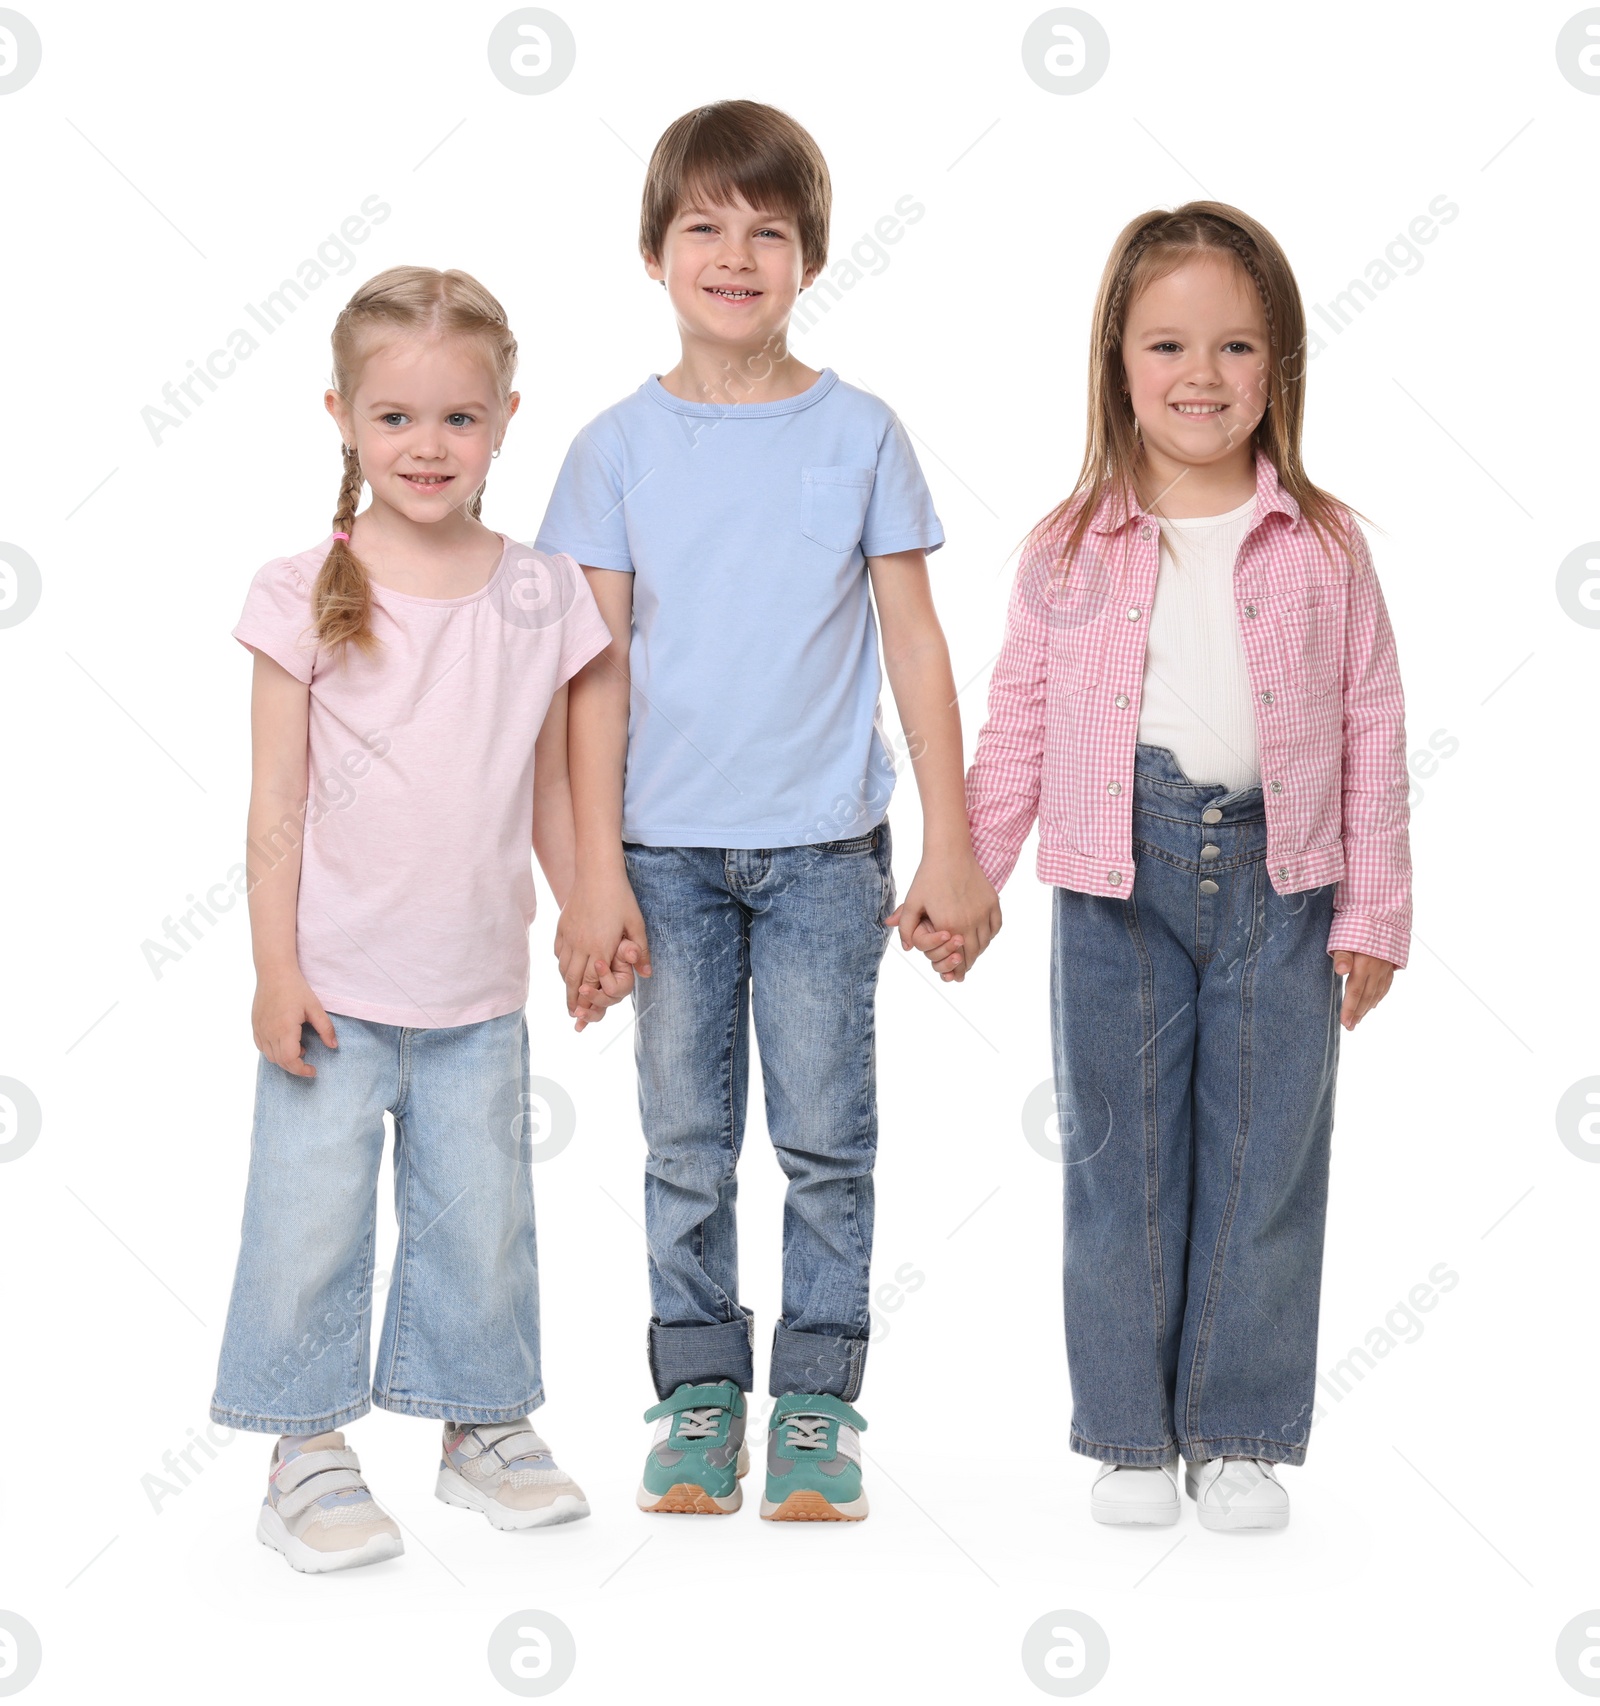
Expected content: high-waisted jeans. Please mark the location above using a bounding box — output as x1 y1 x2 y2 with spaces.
624 820 895 1402
1050 745 1342 1467
211 1009 545 1433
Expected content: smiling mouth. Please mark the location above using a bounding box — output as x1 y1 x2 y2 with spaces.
401 474 454 487
1170 402 1227 417
705 287 760 301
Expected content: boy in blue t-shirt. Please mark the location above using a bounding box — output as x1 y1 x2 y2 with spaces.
536 99 1001 1522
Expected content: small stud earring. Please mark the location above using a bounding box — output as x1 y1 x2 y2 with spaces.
492 446 501 459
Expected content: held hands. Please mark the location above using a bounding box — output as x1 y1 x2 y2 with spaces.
885 855 1002 982
253 973 337 1076
1332 952 1396 1030
554 870 652 1033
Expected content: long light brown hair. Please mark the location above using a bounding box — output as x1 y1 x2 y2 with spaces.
1034 202 1368 588
316 266 518 657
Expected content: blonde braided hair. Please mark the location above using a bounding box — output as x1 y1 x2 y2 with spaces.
317 266 518 658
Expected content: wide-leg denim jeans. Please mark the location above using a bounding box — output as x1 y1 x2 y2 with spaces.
624 819 895 1402
1050 745 1341 1467
211 1009 545 1434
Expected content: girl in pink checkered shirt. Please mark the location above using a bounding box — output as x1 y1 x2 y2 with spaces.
945 201 1411 1533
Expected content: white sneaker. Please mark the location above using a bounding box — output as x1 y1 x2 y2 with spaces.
1185 1457 1289 1531
256 1431 404 1573
1089 1462 1180 1526
436 1421 590 1531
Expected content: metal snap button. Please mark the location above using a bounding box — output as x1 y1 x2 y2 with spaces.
1200 844 1220 861
1107 780 1122 795
1261 689 1275 706
1108 870 1122 885
1269 779 1283 794
1198 878 1220 895
1127 607 1142 621
1140 525 1154 539
1201 807 1223 824
1243 603 1257 618
1276 867 1289 879
1114 693 1130 709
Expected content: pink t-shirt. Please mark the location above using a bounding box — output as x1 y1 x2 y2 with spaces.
233 531 612 1027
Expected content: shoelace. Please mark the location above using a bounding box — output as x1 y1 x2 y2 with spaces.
781 1415 831 1452
674 1407 725 1440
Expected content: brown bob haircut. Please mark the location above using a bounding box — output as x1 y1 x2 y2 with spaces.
639 100 831 279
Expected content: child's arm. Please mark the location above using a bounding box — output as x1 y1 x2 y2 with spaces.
868 547 1001 979
244 651 338 1077
961 532 1052 901
533 681 577 907
555 567 652 1025
1328 524 1411 1029
533 683 617 1028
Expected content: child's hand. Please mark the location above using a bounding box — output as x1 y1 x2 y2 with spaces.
912 918 969 979
573 941 646 1033
1331 952 1396 1029
555 871 651 1024
886 856 1002 982
252 974 337 1077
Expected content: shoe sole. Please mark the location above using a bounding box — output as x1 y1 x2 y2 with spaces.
637 1481 742 1514
256 1503 404 1573
1192 1503 1288 1532
759 1489 869 1522
1090 1497 1180 1527
435 1466 590 1531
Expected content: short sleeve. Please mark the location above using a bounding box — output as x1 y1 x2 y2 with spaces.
233 558 317 683
534 426 634 573
549 552 617 687
861 412 944 559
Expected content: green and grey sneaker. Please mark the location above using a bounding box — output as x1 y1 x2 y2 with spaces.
636 1380 750 1514
760 1393 868 1522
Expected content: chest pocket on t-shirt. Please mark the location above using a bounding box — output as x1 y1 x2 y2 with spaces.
801 465 876 554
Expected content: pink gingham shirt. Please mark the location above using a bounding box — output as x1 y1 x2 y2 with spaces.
965 451 1412 967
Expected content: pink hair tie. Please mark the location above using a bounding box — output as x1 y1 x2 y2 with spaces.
332 531 350 541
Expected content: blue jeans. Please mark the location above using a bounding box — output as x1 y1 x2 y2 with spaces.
211 1009 545 1433
623 820 895 1402
1050 745 1341 1467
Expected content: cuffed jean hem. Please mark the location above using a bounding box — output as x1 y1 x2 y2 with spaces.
209 1395 371 1436
1182 1435 1308 1468
769 1324 868 1402
648 1314 754 1399
373 1389 545 1424
1070 1430 1180 1467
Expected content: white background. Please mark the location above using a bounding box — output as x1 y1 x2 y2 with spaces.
2 1 1596 1700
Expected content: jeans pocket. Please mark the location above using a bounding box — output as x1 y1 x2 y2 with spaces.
801 465 876 553
814 828 878 854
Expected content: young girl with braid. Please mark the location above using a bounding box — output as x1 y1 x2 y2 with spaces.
209 266 616 1572
957 204 1412 1531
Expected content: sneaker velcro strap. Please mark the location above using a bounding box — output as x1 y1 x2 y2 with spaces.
456 1424 548 1465
769 1392 867 1432
275 1461 369 1521
642 1381 744 1424
274 1447 361 1491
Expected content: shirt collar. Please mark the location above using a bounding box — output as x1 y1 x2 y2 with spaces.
1087 448 1300 534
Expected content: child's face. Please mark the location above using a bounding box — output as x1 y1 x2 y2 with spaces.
646 190 817 356
1121 253 1271 469
326 333 517 525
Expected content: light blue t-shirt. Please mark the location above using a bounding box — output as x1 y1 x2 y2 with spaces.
534 367 944 848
